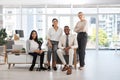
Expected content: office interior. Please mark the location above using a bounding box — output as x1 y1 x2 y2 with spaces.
0 0 120 80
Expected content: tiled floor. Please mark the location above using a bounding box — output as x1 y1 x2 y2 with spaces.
0 50 120 80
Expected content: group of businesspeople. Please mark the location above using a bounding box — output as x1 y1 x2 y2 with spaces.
26 12 88 75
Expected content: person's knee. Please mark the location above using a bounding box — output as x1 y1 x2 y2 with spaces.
57 49 62 55
48 47 52 52
69 49 74 54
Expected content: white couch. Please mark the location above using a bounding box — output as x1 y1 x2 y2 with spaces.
7 40 48 69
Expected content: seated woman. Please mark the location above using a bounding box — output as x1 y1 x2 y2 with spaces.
26 30 46 71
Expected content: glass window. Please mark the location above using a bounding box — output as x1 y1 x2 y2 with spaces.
36 15 46 40
22 14 46 40
72 8 97 14
3 8 20 14
59 16 70 29
47 8 71 14
3 15 21 38
22 8 45 14
99 8 120 13
98 14 120 49
0 15 3 29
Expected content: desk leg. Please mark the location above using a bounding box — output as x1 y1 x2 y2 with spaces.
13 64 15 67
8 64 11 69
4 53 7 63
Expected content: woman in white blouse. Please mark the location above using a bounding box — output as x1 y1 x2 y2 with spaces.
27 30 46 71
47 18 63 71
74 12 88 70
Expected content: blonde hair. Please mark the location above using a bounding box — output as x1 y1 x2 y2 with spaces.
78 12 85 19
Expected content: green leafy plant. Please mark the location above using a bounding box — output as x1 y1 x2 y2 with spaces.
0 29 7 45
90 28 109 47
38 37 43 43
21 48 26 53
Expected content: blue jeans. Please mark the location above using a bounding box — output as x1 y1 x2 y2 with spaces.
47 40 58 62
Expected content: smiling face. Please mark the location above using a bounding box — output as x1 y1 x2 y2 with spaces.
52 18 58 27
32 31 37 40
64 26 70 35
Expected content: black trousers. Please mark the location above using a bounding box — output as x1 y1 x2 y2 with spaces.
77 32 87 67
29 52 44 69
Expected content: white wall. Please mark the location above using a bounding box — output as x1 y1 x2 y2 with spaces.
0 0 120 5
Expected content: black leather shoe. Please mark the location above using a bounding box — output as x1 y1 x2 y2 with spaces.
29 67 33 71
53 66 57 71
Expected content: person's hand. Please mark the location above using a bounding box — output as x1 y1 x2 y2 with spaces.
48 41 52 48
34 50 40 53
39 50 44 54
64 46 71 55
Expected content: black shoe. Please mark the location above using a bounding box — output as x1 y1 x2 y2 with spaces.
29 67 33 71
53 66 57 71
48 66 51 71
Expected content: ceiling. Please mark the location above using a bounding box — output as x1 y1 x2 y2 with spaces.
0 0 120 5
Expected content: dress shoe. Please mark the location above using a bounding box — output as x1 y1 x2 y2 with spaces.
29 67 33 71
53 66 57 71
62 65 68 71
66 67 72 75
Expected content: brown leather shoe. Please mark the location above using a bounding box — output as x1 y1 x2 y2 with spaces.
62 65 68 71
66 67 72 75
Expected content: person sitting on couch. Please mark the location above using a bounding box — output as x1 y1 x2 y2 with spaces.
26 30 46 71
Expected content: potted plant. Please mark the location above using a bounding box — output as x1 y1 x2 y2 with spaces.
0 28 7 45
0 28 7 64
38 37 43 50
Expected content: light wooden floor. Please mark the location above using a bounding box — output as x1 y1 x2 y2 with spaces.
0 50 120 80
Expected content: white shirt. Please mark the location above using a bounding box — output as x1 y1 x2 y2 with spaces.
58 34 78 49
26 40 39 53
47 27 63 41
74 20 88 33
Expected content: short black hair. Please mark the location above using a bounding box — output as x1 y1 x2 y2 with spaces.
64 26 69 28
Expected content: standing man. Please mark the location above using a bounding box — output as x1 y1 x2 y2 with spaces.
57 26 78 75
